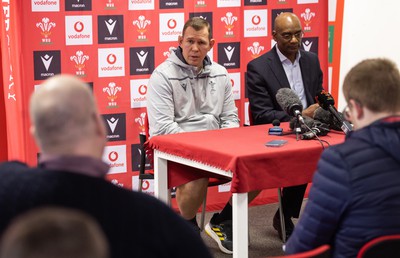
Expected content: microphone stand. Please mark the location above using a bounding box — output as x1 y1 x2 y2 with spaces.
294 117 302 141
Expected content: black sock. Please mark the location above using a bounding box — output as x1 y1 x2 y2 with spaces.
188 216 198 227
212 202 232 224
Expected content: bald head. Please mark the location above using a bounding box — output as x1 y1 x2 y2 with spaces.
273 12 303 62
30 75 105 156
274 12 301 32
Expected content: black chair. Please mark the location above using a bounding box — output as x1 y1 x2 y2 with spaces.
357 234 400 258
138 132 153 193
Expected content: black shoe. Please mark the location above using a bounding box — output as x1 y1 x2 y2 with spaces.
273 210 294 242
205 213 233 254
187 218 201 235
191 224 201 235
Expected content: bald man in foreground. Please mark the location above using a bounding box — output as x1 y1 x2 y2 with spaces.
0 75 213 258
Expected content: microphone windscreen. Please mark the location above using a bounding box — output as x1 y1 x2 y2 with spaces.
313 107 343 131
289 116 315 133
272 119 280 126
313 107 332 124
276 88 303 115
315 90 335 110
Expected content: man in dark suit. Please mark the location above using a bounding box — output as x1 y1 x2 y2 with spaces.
0 75 213 258
246 12 324 241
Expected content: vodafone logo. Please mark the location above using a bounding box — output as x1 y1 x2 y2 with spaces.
103 145 126 174
130 79 149 108
74 21 84 32
98 48 125 77
229 72 241 100
159 13 184 42
142 180 150 191
244 10 267 38
65 16 93 46
252 15 261 25
108 151 119 162
167 19 177 29
107 54 117 64
138 84 147 95
32 0 60 12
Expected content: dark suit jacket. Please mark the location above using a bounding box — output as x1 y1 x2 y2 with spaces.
0 161 212 258
246 45 323 125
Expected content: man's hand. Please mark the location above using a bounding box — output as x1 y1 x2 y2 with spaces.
302 103 320 118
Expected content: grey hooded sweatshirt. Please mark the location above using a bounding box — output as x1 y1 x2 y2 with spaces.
147 47 239 137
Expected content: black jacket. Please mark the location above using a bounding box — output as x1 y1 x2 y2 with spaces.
0 161 212 258
246 45 323 124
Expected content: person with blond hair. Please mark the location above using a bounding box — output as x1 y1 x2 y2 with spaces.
285 58 400 258
0 207 109 258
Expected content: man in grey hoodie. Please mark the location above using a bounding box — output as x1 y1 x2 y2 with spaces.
147 17 239 254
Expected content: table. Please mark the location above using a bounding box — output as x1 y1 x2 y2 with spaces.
148 123 345 258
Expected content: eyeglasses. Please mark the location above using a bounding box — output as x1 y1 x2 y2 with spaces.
279 31 304 41
343 105 351 121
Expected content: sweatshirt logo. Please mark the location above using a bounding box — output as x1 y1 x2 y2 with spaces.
180 82 187 91
209 80 216 94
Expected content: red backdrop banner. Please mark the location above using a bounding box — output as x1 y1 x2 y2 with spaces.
1 0 327 210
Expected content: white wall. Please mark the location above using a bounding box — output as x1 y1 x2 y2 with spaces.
338 0 400 110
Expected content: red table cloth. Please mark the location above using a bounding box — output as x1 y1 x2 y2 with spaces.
148 123 345 193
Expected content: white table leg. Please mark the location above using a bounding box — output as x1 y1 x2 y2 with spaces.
232 192 248 258
154 150 169 205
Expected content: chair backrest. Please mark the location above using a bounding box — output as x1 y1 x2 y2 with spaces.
266 245 331 258
248 103 254 126
138 111 153 192
357 235 400 258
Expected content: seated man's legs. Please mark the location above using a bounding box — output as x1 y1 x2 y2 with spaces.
176 177 209 230
205 184 307 253
273 184 307 241
205 190 260 254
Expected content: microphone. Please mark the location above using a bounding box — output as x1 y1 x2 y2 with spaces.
315 90 353 134
276 88 305 124
289 116 315 133
268 119 283 135
313 107 343 131
301 122 330 140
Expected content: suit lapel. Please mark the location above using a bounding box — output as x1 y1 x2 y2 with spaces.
267 46 290 89
299 51 314 105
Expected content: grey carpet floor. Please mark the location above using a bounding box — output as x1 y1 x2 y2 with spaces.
199 201 305 258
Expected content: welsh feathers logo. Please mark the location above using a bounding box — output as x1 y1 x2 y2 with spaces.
247 42 264 59
103 82 122 108
163 47 174 58
301 8 315 32
70 50 89 77
135 112 147 134
36 17 56 44
221 12 237 38
195 0 206 7
105 0 115 9
132 15 151 41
